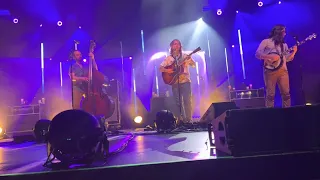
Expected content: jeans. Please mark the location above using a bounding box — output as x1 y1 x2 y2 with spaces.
264 68 291 108
172 82 193 123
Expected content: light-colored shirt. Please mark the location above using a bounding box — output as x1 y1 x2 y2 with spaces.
255 38 292 71
160 53 193 84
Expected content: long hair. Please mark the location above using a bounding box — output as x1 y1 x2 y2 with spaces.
169 39 182 57
269 24 286 51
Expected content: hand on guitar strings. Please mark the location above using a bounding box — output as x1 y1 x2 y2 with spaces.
292 45 298 53
166 69 174 73
89 52 94 59
82 77 89 82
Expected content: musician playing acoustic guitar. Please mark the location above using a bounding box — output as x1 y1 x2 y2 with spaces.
159 39 196 124
256 25 297 108
69 50 98 109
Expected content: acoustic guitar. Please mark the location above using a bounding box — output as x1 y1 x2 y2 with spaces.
264 33 317 71
162 47 201 85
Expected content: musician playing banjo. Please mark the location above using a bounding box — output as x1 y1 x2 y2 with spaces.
159 39 196 124
69 50 98 109
256 25 298 108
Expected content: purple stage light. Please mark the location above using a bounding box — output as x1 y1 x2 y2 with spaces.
278 1 281 4
236 11 239 13
13 18 18 23
57 21 62 26
217 9 222 15
258 1 263 7
129 57 132 60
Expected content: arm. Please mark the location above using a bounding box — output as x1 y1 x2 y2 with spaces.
284 44 297 62
92 58 98 70
186 56 196 67
159 57 171 72
68 66 86 81
69 73 85 81
255 39 273 60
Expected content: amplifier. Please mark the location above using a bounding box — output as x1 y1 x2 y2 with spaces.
104 79 121 127
5 103 48 137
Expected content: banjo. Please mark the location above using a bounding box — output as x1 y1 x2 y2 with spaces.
264 33 317 71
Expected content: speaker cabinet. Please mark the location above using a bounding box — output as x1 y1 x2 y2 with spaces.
199 102 238 124
104 80 121 127
211 104 320 157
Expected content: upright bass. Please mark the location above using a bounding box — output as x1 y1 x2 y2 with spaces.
82 40 115 119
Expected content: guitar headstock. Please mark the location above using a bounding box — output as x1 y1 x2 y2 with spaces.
191 47 201 55
89 40 96 53
306 33 317 41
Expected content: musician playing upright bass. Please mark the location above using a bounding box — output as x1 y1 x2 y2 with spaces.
255 25 298 108
159 39 196 124
69 50 98 109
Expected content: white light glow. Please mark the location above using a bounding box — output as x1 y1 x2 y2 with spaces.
258 1 263 7
238 29 246 79
217 9 222 15
57 21 62 26
59 62 63 87
41 43 45 93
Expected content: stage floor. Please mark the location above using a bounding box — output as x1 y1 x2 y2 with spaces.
0 131 213 175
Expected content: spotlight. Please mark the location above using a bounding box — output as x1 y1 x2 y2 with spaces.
278 1 281 4
34 119 51 143
129 56 133 60
79 26 81 29
46 110 108 165
232 45 235 48
258 1 263 7
134 116 142 123
40 24 43 27
154 110 177 133
13 18 18 23
217 9 222 15
57 21 62 26
83 59 87 62
236 11 239 13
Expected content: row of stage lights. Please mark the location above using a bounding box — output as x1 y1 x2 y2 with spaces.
11 19 78 28
10 1 282 25
214 1 282 15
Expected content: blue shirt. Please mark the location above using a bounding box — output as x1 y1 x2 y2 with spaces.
69 62 88 92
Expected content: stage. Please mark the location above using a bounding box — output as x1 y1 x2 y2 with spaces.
0 131 320 179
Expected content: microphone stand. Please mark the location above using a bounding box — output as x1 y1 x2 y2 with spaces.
175 56 183 123
293 36 305 104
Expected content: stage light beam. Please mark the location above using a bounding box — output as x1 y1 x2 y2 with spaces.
41 43 45 93
238 29 246 79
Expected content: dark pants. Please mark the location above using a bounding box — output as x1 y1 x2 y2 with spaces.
264 68 291 108
172 82 193 123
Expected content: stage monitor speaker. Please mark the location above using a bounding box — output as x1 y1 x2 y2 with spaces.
211 104 320 157
199 102 238 124
232 98 265 109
